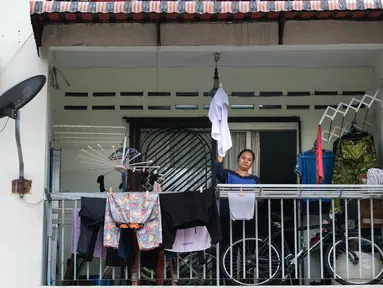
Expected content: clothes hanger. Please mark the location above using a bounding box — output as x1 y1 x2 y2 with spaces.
310 139 318 152
340 111 370 141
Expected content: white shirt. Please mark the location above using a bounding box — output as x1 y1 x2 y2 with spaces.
165 226 211 253
228 192 256 221
208 88 232 157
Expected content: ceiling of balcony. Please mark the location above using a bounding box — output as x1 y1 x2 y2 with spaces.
51 45 383 68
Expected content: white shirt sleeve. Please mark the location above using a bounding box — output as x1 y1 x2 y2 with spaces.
208 88 232 157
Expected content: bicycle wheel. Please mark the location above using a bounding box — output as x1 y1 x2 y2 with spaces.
325 236 383 285
222 237 282 285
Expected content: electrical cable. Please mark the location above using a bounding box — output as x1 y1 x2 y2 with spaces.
0 117 9 133
22 196 45 206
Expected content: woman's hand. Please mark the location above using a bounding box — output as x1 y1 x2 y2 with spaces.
217 155 224 163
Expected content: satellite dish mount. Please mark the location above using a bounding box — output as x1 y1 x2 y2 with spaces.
0 75 47 197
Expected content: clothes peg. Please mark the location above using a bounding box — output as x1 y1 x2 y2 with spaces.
239 187 243 197
133 167 136 172
109 187 113 194
142 167 146 173
200 187 203 193
146 190 149 197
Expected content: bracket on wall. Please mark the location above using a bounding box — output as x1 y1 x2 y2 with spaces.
278 12 285 45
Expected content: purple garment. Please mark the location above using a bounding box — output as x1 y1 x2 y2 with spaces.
71 208 106 259
165 226 211 253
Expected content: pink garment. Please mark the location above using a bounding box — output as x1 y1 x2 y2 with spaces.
71 208 106 259
165 226 211 253
153 181 162 193
316 125 324 184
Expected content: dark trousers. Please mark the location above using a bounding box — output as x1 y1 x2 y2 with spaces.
77 197 106 261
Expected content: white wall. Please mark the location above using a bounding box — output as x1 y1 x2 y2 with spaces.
0 0 33 72
52 66 376 153
0 36 49 287
52 66 377 192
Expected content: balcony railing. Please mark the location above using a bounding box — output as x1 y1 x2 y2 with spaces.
45 184 383 286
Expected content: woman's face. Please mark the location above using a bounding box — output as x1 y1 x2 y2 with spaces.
238 151 254 171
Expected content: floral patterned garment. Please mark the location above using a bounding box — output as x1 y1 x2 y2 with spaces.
104 192 162 251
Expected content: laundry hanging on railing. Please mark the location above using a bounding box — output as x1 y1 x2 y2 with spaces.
228 192 256 221
76 197 107 261
68 187 223 272
159 188 222 249
71 208 106 260
165 226 211 253
104 192 162 251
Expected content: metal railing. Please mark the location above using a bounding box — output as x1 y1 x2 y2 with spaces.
45 184 383 286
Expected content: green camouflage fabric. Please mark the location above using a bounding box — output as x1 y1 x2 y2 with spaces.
331 135 378 213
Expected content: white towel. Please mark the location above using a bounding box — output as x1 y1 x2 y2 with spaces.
228 192 256 221
208 88 232 157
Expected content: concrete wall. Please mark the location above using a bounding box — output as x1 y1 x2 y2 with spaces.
0 36 49 287
42 21 383 47
0 0 33 72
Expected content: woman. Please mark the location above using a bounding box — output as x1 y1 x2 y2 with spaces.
216 149 264 246
216 149 261 184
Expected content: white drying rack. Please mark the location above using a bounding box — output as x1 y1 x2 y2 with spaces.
217 184 383 199
52 125 127 149
52 124 160 175
46 184 383 201
319 90 381 142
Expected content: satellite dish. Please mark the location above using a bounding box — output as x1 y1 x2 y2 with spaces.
0 75 47 197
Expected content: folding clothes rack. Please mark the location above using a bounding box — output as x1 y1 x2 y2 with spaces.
319 90 382 142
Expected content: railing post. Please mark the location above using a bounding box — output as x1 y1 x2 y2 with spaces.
45 196 53 286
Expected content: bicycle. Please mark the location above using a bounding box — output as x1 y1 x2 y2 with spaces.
221 211 383 285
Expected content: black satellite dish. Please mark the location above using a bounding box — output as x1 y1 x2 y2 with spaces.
0 75 47 197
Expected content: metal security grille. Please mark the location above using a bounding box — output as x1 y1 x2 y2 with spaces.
140 128 212 191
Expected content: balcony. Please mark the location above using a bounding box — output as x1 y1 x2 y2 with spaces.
45 184 383 286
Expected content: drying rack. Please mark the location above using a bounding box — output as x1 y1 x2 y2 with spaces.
319 90 382 142
217 184 383 199
52 125 127 149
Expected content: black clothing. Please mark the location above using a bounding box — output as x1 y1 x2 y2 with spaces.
127 171 142 192
159 188 222 249
97 175 106 192
105 228 135 267
77 197 106 261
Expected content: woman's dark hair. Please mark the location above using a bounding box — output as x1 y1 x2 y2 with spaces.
237 149 255 162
